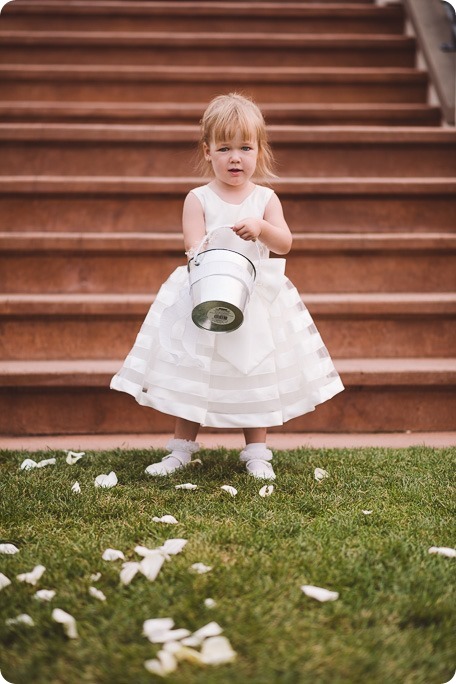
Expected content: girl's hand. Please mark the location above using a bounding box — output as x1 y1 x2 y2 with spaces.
232 218 262 242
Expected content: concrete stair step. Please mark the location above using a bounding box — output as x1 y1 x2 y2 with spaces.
3 124 455 177
0 31 417 68
0 65 429 104
1 2 405 34
1 177 454 232
0 102 442 127
1 293 454 360
2 232 455 294
1 358 454 435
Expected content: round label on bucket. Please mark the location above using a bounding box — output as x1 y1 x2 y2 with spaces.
207 306 236 326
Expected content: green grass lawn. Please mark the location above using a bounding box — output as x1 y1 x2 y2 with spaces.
0 446 455 684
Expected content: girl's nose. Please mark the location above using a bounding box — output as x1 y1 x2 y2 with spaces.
229 149 241 162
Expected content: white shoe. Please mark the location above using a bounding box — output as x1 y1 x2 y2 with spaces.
239 444 276 480
145 439 200 477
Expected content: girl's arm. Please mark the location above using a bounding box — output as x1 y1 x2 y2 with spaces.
232 193 293 255
182 191 206 256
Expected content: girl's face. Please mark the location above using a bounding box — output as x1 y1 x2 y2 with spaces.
204 130 258 188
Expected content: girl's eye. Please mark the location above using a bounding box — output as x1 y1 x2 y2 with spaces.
242 146 252 151
218 146 229 152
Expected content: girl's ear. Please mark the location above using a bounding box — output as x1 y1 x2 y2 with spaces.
203 142 211 161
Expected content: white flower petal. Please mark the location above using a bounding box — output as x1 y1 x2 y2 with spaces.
200 636 237 665
90 572 101 582
204 598 216 609
20 458 37 470
143 618 174 640
160 539 188 557
189 562 212 574
157 650 178 674
314 468 329 482
6 614 34 627
152 515 178 524
181 635 201 647
259 485 274 497
301 584 339 602
144 659 168 677
162 641 181 654
95 471 117 488
65 451 85 465
174 645 205 664
150 629 191 644
220 485 237 497
0 573 11 590
71 481 81 493
89 587 106 601
362 510 373 515
17 564 46 585
36 458 56 468
192 621 223 641
0 543 19 554
175 483 198 490
139 552 165 581
52 608 79 639
190 458 203 466
428 546 456 558
120 561 140 586
102 548 125 562
34 589 56 602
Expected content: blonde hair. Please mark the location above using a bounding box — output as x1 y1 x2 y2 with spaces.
197 93 276 181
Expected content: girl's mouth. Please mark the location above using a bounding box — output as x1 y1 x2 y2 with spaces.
229 168 242 174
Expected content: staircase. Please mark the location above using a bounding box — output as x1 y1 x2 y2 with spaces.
0 0 455 437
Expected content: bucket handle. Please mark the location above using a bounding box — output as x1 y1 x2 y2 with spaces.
192 225 262 267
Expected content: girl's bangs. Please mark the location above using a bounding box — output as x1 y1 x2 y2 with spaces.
210 107 262 144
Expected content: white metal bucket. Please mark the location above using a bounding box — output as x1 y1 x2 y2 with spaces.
188 246 257 332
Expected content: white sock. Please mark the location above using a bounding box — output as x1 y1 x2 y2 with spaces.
239 443 276 480
145 439 200 476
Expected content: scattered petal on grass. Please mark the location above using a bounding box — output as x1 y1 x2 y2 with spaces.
174 645 204 665
0 574 11 590
34 589 56 602
190 458 203 466
144 649 178 676
149 628 192 644
428 546 456 558
192 622 223 641
204 598 216 609
152 515 178 524
90 572 101 582
139 553 166 581
94 471 117 488
301 585 339 602
17 565 46 585
71 482 81 494
89 587 106 601
0 544 19 554
20 458 38 471
65 451 85 464
200 636 237 665
220 485 237 497
36 458 56 468
6 614 34 627
21 457 56 470
102 548 125 562
160 539 188 557
190 563 212 574
175 483 198 490
120 562 140 586
314 468 329 482
52 608 78 639
362 510 373 515
181 636 202 648
143 618 174 640
259 485 274 497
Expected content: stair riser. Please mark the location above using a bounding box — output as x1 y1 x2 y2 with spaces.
2 386 454 434
0 79 428 105
1 315 454 360
0 108 442 127
2 253 455 294
1 196 454 232
0 13 405 34
0 44 416 68
4 142 456 178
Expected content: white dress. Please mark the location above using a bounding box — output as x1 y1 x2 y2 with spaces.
110 184 344 428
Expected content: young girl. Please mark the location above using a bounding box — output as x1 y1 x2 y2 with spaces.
111 93 344 480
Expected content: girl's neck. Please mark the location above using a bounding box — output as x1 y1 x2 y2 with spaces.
208 179 256 204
